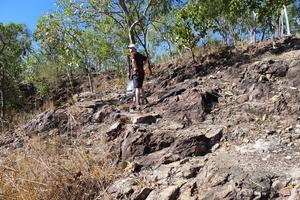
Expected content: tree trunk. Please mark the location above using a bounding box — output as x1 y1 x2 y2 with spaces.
129 28 136 44
281 11 284 36
261 28 266 41
119 0 153 46
135 28 152 75
85 63 94 93
191 48 196 63
0 88 3 132
278 10 284 37
0 70 4 118
178 49 183 57
220 31 228 45
283 5 291 35
167 40 173 60
142 31 152 75
0 89 3 118
118 0 136 44
66 67 75 95
249 30 253 44
142 44 152 75
0 64 3 118
252 11 256 43
87 73 94 93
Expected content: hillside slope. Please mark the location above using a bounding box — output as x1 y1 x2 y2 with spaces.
1 36 300 200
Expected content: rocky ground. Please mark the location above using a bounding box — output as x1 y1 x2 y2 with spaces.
1 36 300 200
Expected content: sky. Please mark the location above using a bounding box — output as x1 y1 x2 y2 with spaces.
0 0 56 32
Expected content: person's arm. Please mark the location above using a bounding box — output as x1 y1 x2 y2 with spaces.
127 55 132 79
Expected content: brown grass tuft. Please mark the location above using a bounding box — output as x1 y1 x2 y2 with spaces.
6 100 55 130
0 136 121 200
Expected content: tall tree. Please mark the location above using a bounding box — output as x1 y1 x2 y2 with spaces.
0 23 31 117
82 0 184 62
173 1 213 61
34 0 125 93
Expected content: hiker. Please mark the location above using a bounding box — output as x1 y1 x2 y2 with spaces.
128 44 152 107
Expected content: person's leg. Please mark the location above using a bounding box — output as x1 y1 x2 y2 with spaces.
132 75 138 106
133 75 143 106
135 88 141 106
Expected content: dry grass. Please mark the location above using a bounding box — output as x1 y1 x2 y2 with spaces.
157 44 222 67
93 74 125 96
117 76 127 88
0 136 121 200
3 100 55 131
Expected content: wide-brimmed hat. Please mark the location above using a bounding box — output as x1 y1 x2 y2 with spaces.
128 44 136 49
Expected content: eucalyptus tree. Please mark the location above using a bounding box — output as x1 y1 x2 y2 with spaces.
34 0 124 93
35 0 186 80
173 0 247 48
173 1 213 61
35 2 94 92
148 10 178 60
0 23 31 116
254 0 293 39
174 0 296 49
81 0 185 65
289 0 300 33
225 0 294 42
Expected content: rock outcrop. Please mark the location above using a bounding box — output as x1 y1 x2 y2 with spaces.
1 36 300 200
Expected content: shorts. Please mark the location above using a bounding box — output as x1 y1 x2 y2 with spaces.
133 74 144 88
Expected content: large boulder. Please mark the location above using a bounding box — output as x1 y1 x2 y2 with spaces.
173 134 210 157
162 88 220 123
121 130 175 162
287 60 300 87
24 109 69 135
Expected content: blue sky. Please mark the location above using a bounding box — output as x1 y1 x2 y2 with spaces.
0 0 56 32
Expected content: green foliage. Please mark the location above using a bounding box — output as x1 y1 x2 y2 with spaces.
173 0 297 47
1 0 299 116
288 0 300 33
0 22 31 113
173 2 213 60
253 0 293 36
25 53 62 96
31 0 127 94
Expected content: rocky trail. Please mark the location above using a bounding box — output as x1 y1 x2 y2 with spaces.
1 36 300 200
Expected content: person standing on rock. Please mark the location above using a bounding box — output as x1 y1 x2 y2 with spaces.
128 44 152 107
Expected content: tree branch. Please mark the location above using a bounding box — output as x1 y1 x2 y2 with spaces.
118 0 130 17
129 0 156 32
